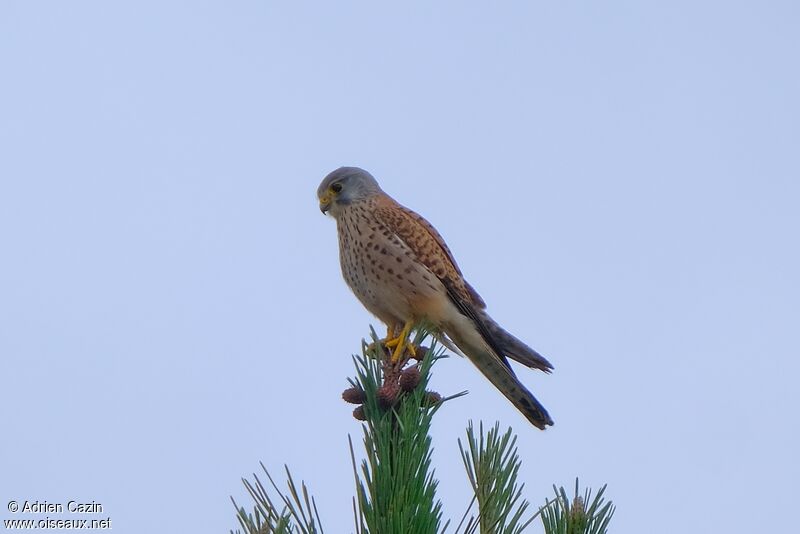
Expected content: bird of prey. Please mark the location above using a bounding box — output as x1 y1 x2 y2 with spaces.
317 167 554 429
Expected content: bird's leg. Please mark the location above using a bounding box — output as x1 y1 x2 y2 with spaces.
385 324 397 341
366 325 398 358
384 320 416 363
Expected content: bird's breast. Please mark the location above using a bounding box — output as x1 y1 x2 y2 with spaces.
335 205 445 324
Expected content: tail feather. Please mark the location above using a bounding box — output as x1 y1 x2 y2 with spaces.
478 311 554 373
444 317 554 430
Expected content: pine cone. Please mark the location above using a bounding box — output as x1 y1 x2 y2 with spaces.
342 386 366 405
377 384 399 409
399 366 421 392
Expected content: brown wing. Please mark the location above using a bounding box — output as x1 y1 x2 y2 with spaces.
375 196 520 373
374 196 486 309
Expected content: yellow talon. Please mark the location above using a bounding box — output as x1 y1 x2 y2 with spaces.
385 321 415 363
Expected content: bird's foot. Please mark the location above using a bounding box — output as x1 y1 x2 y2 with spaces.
365 340 390 359
384 321 416 363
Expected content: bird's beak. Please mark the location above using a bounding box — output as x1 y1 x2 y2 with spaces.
319 194 331 214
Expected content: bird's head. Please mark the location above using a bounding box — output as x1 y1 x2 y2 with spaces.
317 167 382 217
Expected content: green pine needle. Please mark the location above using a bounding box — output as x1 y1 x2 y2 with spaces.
539 478 615 534
230 463 323 534
349 325 449 534
231 324 615 534
457 422 540 534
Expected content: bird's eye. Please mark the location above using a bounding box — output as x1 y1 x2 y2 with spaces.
330 182 343 193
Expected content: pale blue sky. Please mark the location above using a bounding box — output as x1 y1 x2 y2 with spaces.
1 2 798 533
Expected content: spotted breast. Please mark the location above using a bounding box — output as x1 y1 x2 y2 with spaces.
335 197 446 331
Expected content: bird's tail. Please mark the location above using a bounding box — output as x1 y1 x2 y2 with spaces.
444 314 554 430
478 311 554 372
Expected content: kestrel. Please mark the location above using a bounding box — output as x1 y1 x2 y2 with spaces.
318 167 554 429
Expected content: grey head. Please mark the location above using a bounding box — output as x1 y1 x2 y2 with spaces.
317 166 383 216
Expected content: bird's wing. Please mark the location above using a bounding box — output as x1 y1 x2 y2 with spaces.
374 197 553 371
374 197 554 429
373 197 486 308
374 197 514 369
